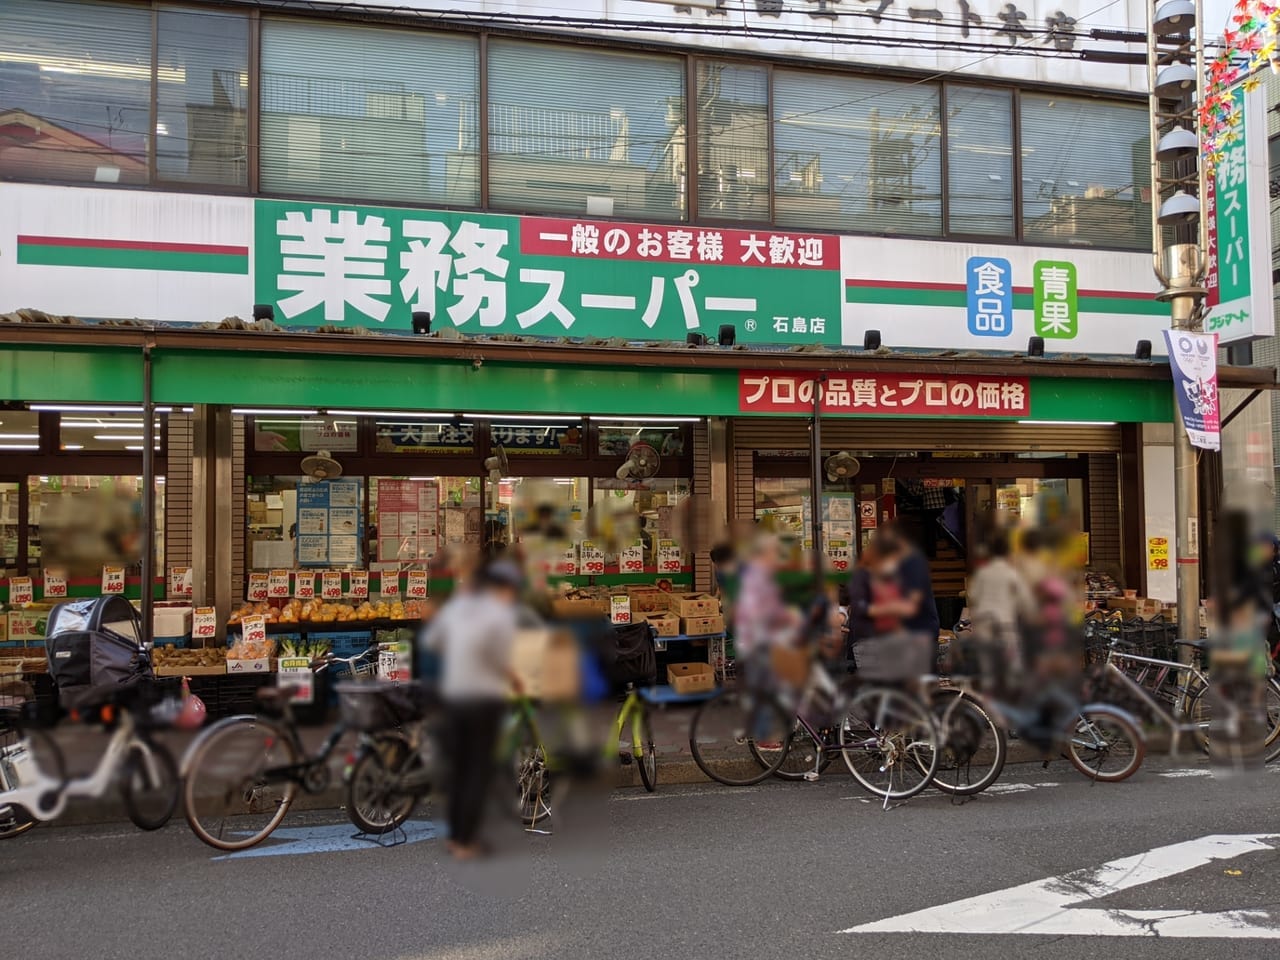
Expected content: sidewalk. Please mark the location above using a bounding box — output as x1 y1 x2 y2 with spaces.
35 698 1051 825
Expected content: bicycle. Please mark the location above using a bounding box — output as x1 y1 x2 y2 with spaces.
928 623 1145 789
181 647 379 851
690 647 941 804
506 677 658 829
0 679 180 838
1093 635 1280 761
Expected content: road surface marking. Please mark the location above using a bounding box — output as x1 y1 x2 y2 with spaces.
213 820 438 860
612 787 760 801
1160 768 1213 778
842 834 1280 938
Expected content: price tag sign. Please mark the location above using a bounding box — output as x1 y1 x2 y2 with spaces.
349 570 369 599
9 577 33 606
168 566 193 598
406 570 429 600
1147 536 1170 571
827 539 851 572
102 565 126 595
278 657 313 704
241 614 267 647
377 642 412 682
321 570 344 600
610 595 632 624
620 542 645 574
579 541 606 576
43 568 67 598
247 572 269 602
656 540 683 574
380 570 401 600
192 606 218 643
555 546 579 576
294 571 315 600
268 569 291 599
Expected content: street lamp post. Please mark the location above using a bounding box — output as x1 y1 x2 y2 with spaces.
1147 0 1209 643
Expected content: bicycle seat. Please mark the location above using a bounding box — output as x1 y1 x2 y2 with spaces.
1175 639 1208 651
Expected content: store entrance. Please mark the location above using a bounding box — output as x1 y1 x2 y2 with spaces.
752 452 1091 627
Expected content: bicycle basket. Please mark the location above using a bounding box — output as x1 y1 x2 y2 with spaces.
336 682 432 732
606 623 657 686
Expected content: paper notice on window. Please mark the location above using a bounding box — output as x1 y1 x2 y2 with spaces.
327 480 360 507
9 577 33 606
42 568 67 598
298 508 328 535
168 566 192 598
102 565 126 594
297 536 328 565
247 572 269 602
321 570 344 600
348 570 369 599
329 507 360 537
407 570 429 599
294 570 315 600
329 536 360 565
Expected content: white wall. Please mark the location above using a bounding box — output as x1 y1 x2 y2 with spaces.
1142 422 1177 602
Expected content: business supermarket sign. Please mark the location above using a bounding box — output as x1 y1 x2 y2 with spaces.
1 183 1167 354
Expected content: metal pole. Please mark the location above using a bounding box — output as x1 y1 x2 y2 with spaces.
1147 0 1207 645
140 343 155 647
810 376 825 590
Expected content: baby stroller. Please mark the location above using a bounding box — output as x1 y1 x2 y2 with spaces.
44 596 154 713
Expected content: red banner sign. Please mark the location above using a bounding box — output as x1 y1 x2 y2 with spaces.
521 217 833 270
738 372 1031 416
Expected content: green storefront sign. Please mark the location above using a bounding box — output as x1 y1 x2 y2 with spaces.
1033 260 1078 339
0 342 1175 423
253 199 841 345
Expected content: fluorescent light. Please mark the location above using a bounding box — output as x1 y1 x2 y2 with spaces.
232 408 318 415
1017 420 1118 426
30 405 171 413
328 409 452 419
0 444 38 450
0 434 38 440
594 416 702 424
493 424 572 430
63 444 83 450
94 434 145 441
463 413 581 421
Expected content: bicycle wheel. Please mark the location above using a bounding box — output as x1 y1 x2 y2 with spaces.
634 706 657 793
0 721 59 839
839 686 939 801
509 718 554 826
347 734 422 834
183 716 301 851
121 739 179 831
689 687 793 787
925 689 1007 797
1188 677 1280 762
1066 706 1145 782
751 720 834 781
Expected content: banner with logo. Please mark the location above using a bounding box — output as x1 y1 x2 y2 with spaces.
1163 331 1220 451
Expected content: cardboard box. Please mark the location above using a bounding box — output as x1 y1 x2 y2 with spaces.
667 593 720 618
681 614 726 637
668 662 715 694
626 586 670 615
642 612 680 637
1109 597 1162 620
153 603 193 639
512 628 579 701
550 596 609 620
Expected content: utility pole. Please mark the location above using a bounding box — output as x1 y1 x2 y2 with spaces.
1146 0 1208 642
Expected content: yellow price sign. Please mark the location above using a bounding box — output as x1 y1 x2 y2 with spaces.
1148 536 1170 571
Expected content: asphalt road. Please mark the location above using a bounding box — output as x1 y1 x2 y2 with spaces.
5 756 1280 960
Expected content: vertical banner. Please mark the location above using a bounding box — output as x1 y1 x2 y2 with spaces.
965 256 1012 339
1204 82 1275 343
1033 260 1078 340
1163 330 1221 451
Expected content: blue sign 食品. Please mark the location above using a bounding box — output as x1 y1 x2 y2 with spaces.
966 257 1013 338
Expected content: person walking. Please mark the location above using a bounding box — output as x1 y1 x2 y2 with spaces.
965 529 1037 690
733 534 801 690
420 561 523 861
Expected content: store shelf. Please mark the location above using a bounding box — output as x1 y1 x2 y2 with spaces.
654 631 726 644
227 617 422 636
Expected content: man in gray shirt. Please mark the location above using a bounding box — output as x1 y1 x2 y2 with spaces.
421 561 522 860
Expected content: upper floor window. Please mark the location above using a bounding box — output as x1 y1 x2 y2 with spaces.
259 19 479 206
773 70 942 236
487 40 686 220
1020 94 1151 249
